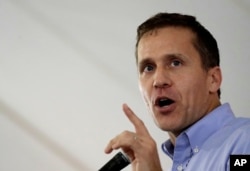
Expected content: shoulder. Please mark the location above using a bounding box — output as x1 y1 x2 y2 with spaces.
200 117 250 151
210 117 250 153
227 117 250 136
186 117 250 171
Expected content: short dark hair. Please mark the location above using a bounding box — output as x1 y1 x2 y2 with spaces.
135 12 221 97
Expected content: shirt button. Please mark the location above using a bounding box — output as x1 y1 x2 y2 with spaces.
177 165 183 171
193 147 199 153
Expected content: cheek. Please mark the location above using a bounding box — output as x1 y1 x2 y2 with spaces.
139 81 151 107
178 73 206 95
181 76 209 104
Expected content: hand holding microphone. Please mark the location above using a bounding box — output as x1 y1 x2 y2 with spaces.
100 104 162 171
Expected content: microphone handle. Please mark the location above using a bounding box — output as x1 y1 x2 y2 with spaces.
99 152 130 171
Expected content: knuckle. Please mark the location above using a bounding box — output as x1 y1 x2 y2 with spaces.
147 140 157 153
121 130 132 137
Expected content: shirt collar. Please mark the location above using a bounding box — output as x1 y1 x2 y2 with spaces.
162 103 235 158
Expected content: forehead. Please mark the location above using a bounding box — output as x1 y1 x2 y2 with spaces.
137 27 199 62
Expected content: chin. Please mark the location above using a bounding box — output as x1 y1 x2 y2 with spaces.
155 120 181 132
156 122 173 132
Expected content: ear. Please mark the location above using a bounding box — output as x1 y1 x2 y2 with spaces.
208 66 222 94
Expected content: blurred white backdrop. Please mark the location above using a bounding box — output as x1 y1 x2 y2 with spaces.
0 0 250 170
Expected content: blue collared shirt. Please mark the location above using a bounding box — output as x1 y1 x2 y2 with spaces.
162 103 250 171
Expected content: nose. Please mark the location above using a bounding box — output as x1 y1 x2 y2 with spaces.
153 67 171 88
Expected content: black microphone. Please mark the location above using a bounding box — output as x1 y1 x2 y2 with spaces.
99 152 131 171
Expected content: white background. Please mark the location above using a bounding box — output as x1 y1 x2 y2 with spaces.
0 0 250 170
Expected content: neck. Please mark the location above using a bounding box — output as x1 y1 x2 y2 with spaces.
168 132 177 145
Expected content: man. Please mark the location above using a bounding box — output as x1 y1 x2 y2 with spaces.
104 12 250 171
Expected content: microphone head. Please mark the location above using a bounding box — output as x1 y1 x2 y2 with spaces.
99 152 130 171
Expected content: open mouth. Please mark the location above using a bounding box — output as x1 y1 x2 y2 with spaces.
155 98 175 107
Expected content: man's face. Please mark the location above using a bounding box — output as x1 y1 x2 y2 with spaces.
137 27 219 135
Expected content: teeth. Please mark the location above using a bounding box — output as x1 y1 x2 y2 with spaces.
159 98 168 102
158 99 168 107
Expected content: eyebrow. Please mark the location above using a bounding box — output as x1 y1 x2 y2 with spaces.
138 58 153 67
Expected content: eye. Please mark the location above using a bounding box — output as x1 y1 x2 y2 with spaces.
140 64 155 73
171 59 182 67
144 64 154 72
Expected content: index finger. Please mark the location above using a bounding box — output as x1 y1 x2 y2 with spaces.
122 103 150 136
